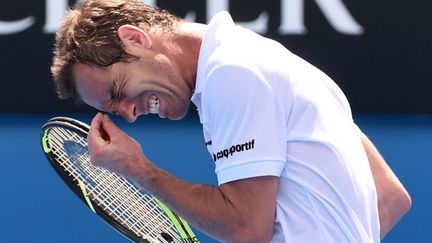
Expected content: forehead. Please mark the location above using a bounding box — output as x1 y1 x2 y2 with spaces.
72 63 112 110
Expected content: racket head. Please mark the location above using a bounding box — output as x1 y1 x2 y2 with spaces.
40 116 199 243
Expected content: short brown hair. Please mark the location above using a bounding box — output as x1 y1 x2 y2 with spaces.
51 0 180 100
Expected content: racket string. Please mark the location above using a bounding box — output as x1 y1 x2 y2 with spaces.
49 127 182 242
94 171 171 232
51 131 180 241
81 165 172 233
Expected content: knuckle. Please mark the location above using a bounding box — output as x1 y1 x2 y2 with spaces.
89 149 104 166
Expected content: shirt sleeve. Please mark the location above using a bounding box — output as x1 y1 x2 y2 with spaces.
203 64 287 185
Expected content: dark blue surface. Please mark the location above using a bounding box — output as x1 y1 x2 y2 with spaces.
0 113 428 242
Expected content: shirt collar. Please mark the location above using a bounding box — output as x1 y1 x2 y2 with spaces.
191 11 235 108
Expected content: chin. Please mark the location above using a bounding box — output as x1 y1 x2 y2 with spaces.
165 101 191 120
168 114 186 121
168 110 189 120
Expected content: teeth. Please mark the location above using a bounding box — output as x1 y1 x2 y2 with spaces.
149 95 159 114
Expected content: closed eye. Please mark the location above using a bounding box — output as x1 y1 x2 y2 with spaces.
109 76 126 114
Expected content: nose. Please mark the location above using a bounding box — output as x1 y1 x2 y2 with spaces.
116 100 137 123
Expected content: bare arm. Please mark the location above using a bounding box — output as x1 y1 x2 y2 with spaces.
141 168 279 243
360 133 411 239
88 113 278 243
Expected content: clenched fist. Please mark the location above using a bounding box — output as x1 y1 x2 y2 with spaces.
87 113 150 180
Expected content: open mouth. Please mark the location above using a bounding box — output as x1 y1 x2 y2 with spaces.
149 94 160 114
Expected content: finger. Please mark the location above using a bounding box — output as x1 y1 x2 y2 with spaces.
88 112 106 145
99 114 110 141
101 114 122 138
88 113 111 166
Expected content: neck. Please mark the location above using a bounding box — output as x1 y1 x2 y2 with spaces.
166 22 207 94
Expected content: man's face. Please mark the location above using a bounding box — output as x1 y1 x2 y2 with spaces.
73 57 193 122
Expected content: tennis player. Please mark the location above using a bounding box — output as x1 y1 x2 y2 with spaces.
51 0 411 242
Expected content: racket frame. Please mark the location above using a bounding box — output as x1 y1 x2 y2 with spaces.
40 116 199 243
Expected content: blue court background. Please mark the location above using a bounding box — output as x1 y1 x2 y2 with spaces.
0 112 429 243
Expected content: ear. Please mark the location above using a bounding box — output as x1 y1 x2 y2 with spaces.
117 24 152 49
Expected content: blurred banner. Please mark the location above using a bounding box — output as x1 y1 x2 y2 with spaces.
0 0 430 113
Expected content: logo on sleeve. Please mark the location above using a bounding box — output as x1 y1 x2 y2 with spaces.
213 139 255 161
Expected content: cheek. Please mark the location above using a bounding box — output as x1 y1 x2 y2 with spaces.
123 80 149 101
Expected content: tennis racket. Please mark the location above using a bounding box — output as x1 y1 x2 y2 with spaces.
40 116 199 243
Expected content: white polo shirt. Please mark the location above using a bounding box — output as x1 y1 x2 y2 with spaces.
191 11 380 243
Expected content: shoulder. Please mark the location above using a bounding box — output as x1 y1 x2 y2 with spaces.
204 63 267 100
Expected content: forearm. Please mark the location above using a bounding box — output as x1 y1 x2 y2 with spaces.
136 164 238 241
132 160 275 243
88 114 276 242
361 133 412 239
